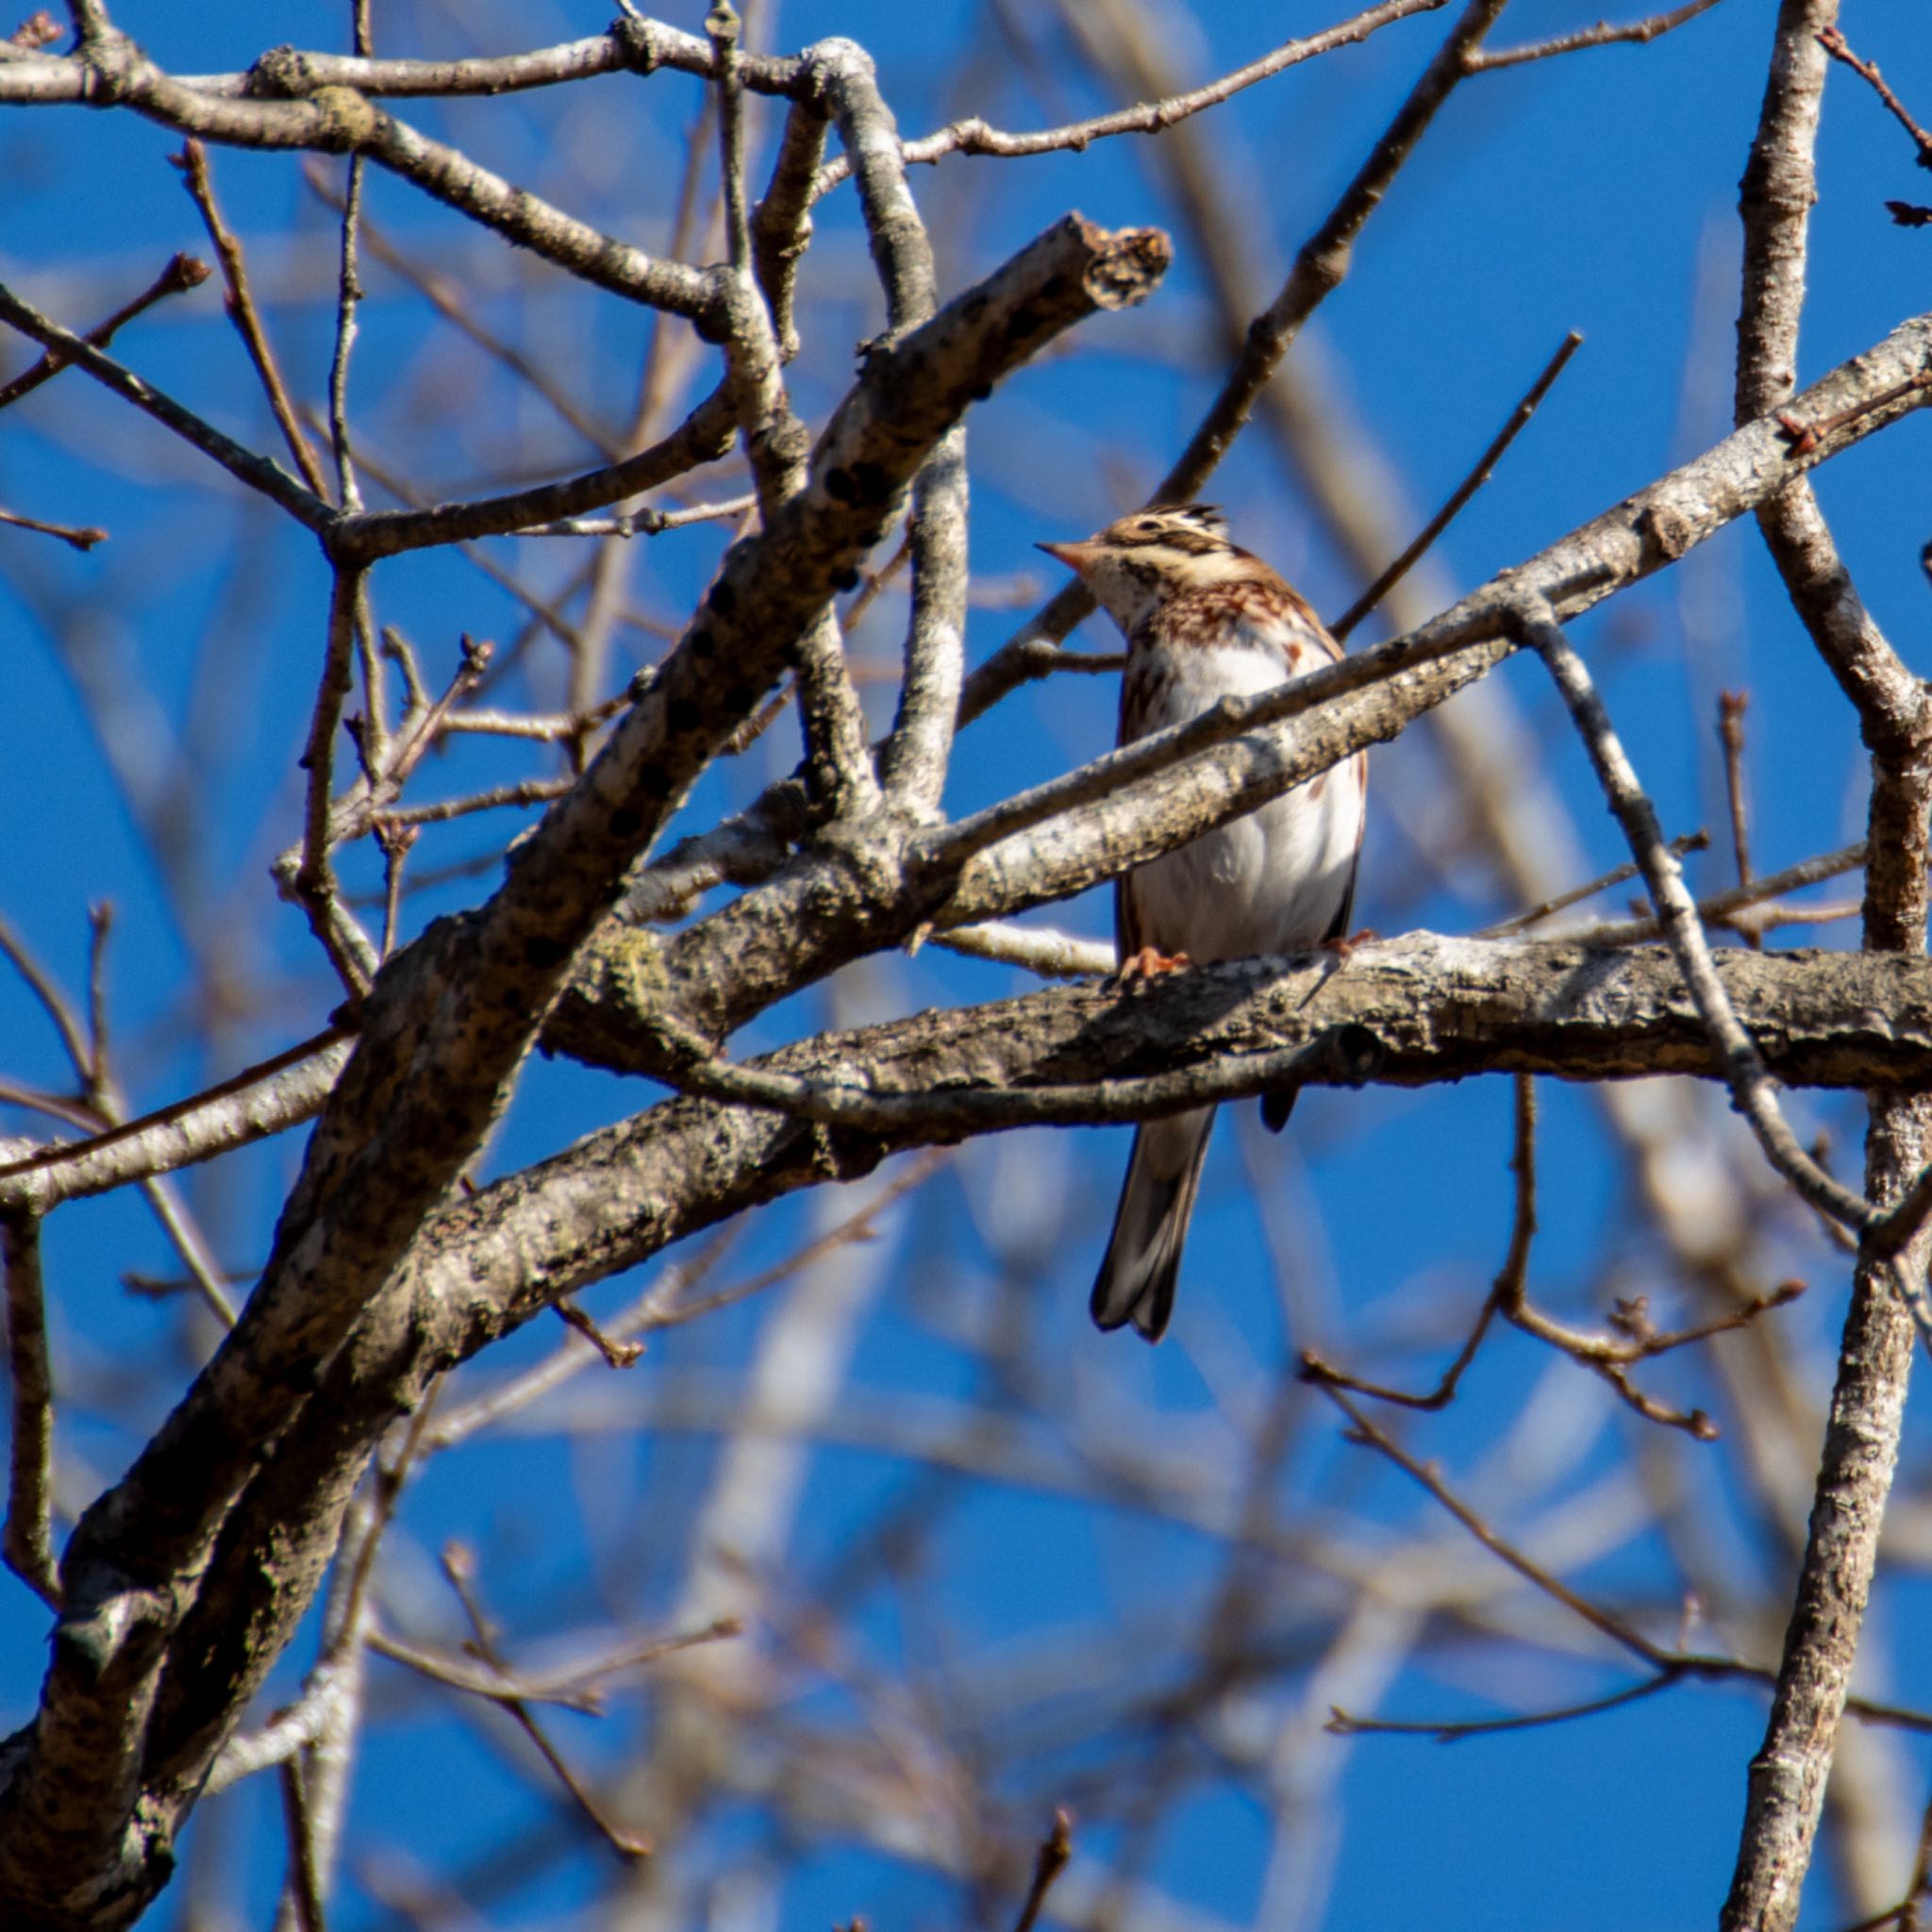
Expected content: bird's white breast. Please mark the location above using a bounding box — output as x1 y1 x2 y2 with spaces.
1126 635 1363 964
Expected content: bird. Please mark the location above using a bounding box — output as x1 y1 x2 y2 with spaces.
1038 505 1366 1343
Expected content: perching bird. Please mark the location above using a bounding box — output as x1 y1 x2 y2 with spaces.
1039 506 1366 1342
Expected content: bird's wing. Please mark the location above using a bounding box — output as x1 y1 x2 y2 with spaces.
1322 753 1369 944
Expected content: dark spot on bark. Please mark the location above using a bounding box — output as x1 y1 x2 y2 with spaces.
709 578 737 617
667 695 703 734
970 382 992 401
851 461 891 505
825 467 857 501
726 683 756 712
833 566 860 591
525 934 570 969
689 627 714 658
248 44 309 97
608 806 641 841
1326 1024 1384 1085
1641 502 1695 561
1007 306 1044 341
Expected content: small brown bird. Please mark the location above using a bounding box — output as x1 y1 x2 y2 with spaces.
1040 506 1366 1342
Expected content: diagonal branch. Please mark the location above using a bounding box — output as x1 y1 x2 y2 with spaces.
575 300 1932 1054
0 209 1171 1932
1723 6 1932 1928
0 249 208 413
1509 595 1872 1237
0 281 335 530
960 0 1507 724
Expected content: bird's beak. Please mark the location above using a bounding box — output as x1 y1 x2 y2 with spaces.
1037 538 1101 575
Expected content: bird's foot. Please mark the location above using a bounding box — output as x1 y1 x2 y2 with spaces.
1115 945 1191 983
1319 928 1378 962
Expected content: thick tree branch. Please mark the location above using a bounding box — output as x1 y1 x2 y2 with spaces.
1723 4 1932 1926
0 209 1170 1932
20 19 723 321
604 304 1932 1049
129 929 1932 1791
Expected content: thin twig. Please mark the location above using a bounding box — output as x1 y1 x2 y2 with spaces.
367 1616 739 1711
1718 689 1756 918
0 278 336 531
1574 839 1865 944
0 912 238 1325
302 162 620 460
641 1008 1376 1137
83 905 110 1093
1467 0 1725 72
173 140 331 498
438 699 625 742
1817 25 1932 168
1332 1671 1932 1743
1512 598 1874 1238
427 1156 944 1455
509 493 757 538
1328 1672 1681 1740
327 153 366 512
278 1759 328 1932
812 0 1451 195
1 1209 59 1607
375 822 415 959
1307 1072 1772 1439
372 776 573 827
554 1299 644 1369
1477 830 1708 936
440 1543 653 1858
708 3 751 276
931 920 1115 980
0 249 208 412
0 1024 351 1209
1331 329 1583 641
293 568 376 995
0 505 107 549
1011 1809 1073 1932
1318 1381 1671 1666
1306 1072 1536 1411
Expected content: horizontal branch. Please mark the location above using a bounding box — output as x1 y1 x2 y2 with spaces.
0 18 810 108
591 300 1932 1051
810 0 1448 195
6 25 721 319
90 932 1911 1929
567 934 1932 1098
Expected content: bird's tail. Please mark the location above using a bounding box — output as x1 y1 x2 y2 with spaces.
1090 1109 1214 1342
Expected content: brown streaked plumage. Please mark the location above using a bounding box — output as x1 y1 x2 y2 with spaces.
1040 506 1367 1342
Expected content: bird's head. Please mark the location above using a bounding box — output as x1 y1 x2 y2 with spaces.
1039 505 1256 633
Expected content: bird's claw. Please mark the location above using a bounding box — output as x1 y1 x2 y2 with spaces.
1115 945 1191 984
1319 928 1377 963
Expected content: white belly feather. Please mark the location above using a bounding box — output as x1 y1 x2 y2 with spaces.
1126 639 1361 963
